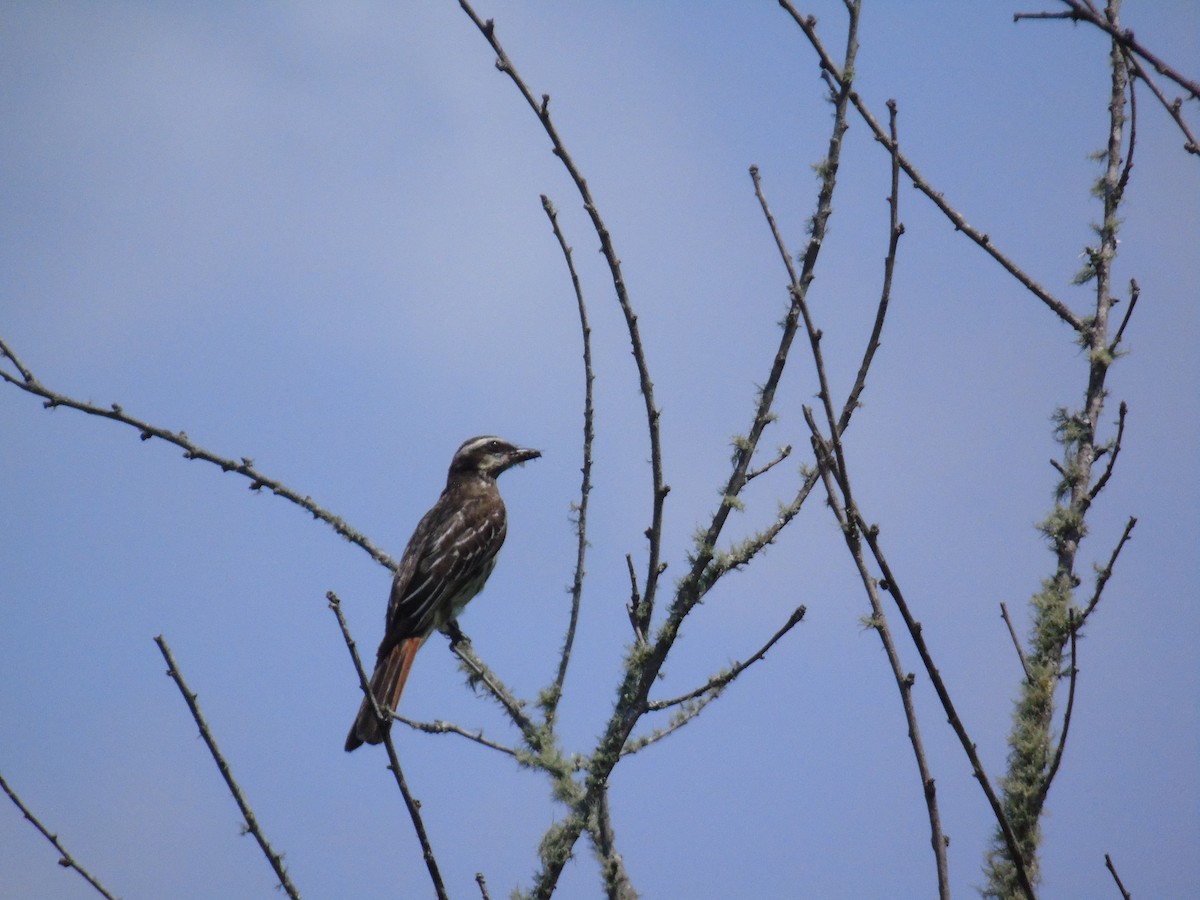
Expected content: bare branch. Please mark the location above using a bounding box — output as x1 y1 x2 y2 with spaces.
1125 51 1200 156
589 786 637 900
1088 401 1128 504
1110 280 1140 353
1017 1 1200 154
625 554 646 645
1080 516 1137 624
457 1 668 632
838 97 905 436
0 772 121 900
745 444 792 483
805 410 952 900
475 871 493 900
1000 602 1033 681
1105 853 1133 900
780 3 1084 330
393 715 521 759
0 337 396 571
647 605 806 711
1013 10 1079 22
1057 0 1200 101
153 636 302 900
540 194 595 720
326 593 448 900
441 623 538 736
847 504 1033 899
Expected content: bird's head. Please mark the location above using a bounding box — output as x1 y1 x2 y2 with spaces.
448 435 541 480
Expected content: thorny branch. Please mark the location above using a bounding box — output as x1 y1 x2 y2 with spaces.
0 772 121 900
154 636 302 900
0 337 395 572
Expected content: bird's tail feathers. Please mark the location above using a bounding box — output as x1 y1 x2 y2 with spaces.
344 637 422 752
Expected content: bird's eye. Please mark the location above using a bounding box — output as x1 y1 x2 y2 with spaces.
488 440 502 452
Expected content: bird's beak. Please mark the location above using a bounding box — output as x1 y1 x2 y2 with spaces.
509 447 542 467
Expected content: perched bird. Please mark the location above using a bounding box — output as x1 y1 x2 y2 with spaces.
345 435 540 752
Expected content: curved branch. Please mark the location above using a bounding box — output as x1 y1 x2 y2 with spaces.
0 337 395 571
540 194 594 723
457 1 668 631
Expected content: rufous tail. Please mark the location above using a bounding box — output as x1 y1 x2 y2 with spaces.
344 637 422 752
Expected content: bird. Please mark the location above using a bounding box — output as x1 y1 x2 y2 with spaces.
345 435 541 752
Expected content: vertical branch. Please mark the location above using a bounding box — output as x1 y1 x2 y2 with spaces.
540 194 595 724
985 4 1134 894
0 772 121 900
154 637 302 900
519 5 870 895
326 594 449 900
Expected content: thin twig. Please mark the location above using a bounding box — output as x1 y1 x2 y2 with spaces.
0 772 121 900
153 636 302 900
780 3 1084 331
1088 402 1128 503
458 0 668 633
1080 516 1137 623
1017 1 1200 154
326 593 448 900
849 505 1034 899
619 693 721 758
1013 10 1078 21
1124 51 1200 156
758 25 955 893
393 715 521 758
1057 0 1200 100
475 871 493 900
806 412 952 900
1104 852 1133 899
1116 62 1138 202
0 337 395 571
647 605 806 711
745 444 792 483
541 194 594 721
838 98 905 435
625 554 646 644
1000 602 1033 681
1110 280 1140 353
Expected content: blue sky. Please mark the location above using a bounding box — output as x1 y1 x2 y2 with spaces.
2 2 1197 898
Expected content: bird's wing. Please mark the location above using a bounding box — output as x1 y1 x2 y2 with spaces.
378 493 506 658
